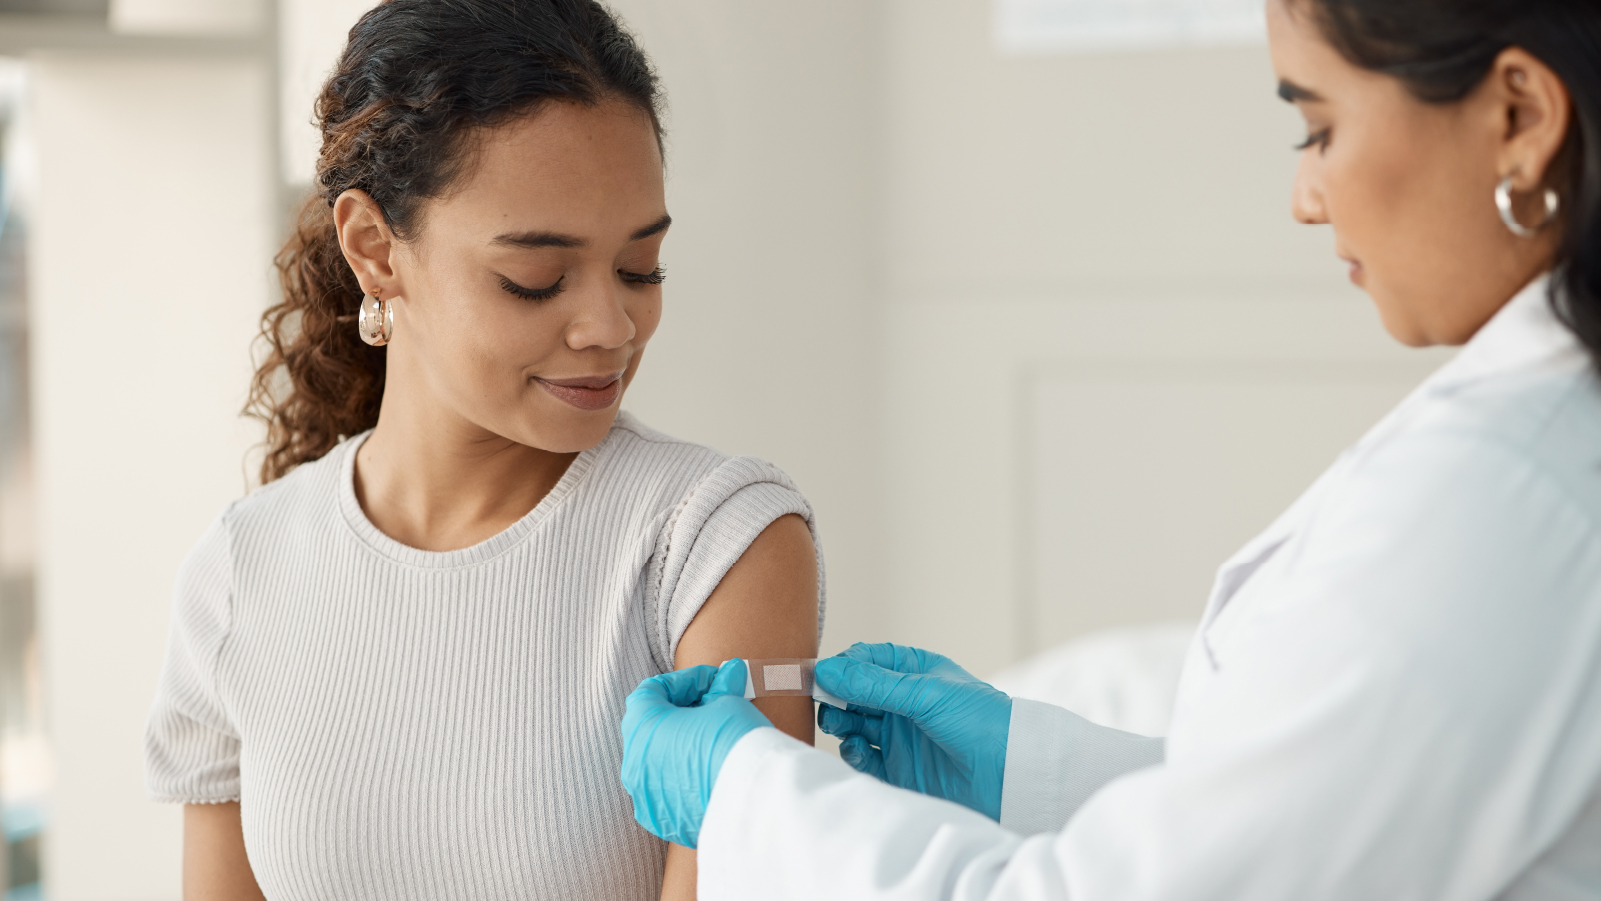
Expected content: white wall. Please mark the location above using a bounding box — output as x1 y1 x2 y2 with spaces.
876 0 1450 675
110 0 267 36
605 1 886 652
30 54 271 899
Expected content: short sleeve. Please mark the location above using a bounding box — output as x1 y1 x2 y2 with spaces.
645 456 825 671
144 508 241 803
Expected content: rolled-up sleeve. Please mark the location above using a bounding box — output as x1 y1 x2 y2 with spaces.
145 509 241 804
644 456 824 670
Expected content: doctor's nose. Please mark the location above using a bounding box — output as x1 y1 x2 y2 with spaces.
1291 155 1329 226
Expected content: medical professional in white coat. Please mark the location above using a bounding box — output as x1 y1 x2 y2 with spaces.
619 0 1601 897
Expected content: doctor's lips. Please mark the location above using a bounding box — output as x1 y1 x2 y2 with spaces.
535 371 625 411
1339 254 1365 286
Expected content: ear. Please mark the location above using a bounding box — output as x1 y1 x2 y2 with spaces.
333 189 400 297
1490 47 1572 192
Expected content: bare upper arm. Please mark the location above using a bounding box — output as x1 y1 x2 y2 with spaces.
662 512 820 901
184 802 266 901
672 512 819 742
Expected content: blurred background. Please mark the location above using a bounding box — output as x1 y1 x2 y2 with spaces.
0 0 1449 897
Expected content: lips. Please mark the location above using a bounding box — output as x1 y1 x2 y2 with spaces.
535 372 624 412
1337 251 1364 287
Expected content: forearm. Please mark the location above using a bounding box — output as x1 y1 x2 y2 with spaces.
699 729 1029 901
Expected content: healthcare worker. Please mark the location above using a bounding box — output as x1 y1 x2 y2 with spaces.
620 0 1601 897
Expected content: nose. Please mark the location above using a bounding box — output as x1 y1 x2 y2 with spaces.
1291 152 1329 225
564 280 637 352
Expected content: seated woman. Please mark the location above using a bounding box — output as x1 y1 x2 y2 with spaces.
142 2 821 899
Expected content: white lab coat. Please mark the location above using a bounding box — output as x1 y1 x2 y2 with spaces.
697 277 1601 900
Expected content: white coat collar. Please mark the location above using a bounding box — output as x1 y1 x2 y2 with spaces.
1420 274 1585 394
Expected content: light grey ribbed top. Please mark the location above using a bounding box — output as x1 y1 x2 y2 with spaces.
144 413 823 900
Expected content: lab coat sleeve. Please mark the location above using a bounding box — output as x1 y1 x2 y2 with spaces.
695 432 1601 900
699 727 1032 901
1000 699 1164 835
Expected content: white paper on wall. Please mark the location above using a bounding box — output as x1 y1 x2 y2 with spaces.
994 0 1266 55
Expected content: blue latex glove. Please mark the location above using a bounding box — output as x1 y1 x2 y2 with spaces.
814 643 1012 820
620 658 772 848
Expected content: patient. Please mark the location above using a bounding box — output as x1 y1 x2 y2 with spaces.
142 2 820 899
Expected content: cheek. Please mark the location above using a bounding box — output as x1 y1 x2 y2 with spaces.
630 293 663 346
412 270 568 386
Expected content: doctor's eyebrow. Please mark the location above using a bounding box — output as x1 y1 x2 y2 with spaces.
491 213 672 249
1278 79 1324 103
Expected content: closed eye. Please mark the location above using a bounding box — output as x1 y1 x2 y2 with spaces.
499 275 565 301
621 267 666 286
1294 128 1331 153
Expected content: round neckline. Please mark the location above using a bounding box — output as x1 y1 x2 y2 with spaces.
335 429 601 569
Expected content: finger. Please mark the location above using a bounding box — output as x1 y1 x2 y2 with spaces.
705 658 749 700
653 665 720 707
816 656 939 721
839 642 950 677
817 705 884 746
839 642 913 670
838 735 886 780
823 708 884 747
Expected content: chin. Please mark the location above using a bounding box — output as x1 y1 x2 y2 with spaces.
1369 289 1436 348
517 408 621 454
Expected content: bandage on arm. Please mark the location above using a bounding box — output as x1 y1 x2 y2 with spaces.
743 658 848 710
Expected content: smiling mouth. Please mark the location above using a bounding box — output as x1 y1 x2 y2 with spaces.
534 372 625 412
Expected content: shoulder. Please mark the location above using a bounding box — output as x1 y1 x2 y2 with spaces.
1359 361 1601 533
1299 365 1601 622
597 412 811 519
221 435 352 542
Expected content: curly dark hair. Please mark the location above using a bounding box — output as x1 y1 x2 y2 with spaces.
247 0 661 483
1302 0 1601 366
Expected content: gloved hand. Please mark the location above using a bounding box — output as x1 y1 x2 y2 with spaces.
814 643 1012 820
620 658 773 848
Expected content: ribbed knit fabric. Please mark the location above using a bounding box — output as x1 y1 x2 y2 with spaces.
144 412 824 900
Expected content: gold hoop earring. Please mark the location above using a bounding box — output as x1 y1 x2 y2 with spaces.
358 288 393 346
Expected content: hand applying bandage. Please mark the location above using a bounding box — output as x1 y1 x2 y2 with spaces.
814 643 1013 821
619 658 773 848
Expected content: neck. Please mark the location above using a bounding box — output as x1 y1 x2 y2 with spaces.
354 365 578 553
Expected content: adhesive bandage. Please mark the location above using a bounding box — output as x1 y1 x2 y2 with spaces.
741 658 848 710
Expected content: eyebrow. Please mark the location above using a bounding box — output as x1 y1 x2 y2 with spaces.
1277 79 1324 103
490 213 673 249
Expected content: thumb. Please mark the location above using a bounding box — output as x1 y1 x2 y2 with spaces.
815 656 940 720
705 658 749 700
650 664 720 707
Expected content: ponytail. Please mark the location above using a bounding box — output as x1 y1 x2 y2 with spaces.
247 198 386 483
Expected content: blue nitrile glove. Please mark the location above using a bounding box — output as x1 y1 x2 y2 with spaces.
814 643 1012 821
620 658 773 848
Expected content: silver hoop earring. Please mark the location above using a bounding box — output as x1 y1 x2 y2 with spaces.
1496 175 1560 239
358 288 393 346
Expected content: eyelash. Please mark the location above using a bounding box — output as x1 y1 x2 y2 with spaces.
1294 128 1331 152
498 268 667 301
500 275 565 301
622 267 667 286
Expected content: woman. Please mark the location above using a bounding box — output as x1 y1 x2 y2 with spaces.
143 2 821 899
618 0 1601 897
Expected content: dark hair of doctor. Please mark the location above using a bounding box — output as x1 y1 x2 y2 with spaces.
247 0 662 484
1299 0 1601 361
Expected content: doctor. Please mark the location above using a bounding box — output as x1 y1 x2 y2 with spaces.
621 0 1601 897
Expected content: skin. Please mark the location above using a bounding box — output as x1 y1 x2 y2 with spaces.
1270 0 1571 345
184 99 817 901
